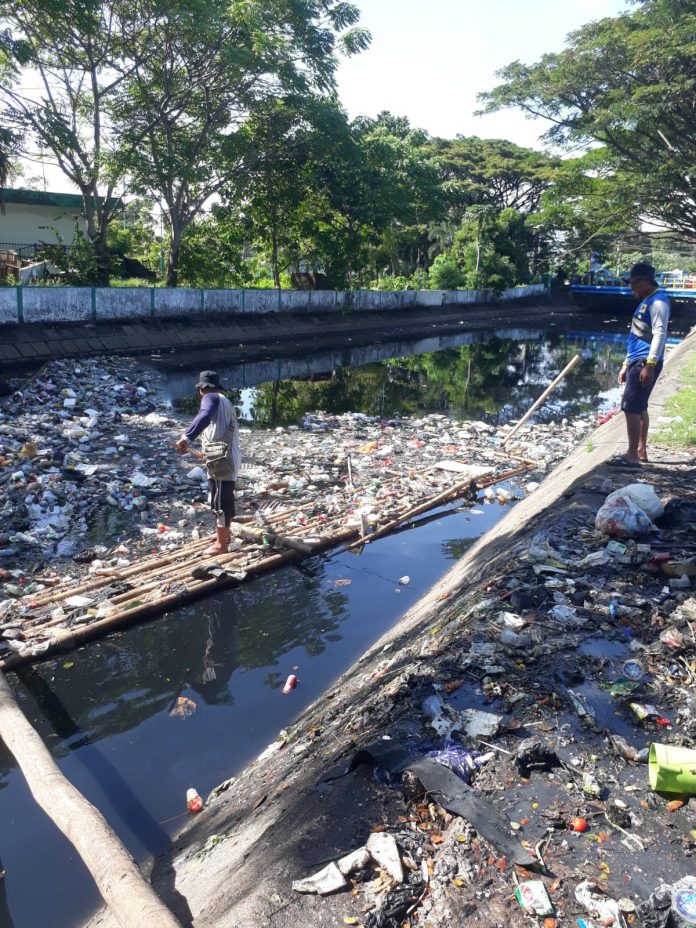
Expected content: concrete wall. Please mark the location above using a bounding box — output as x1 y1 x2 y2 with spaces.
22 287 92 323
0 283 547 325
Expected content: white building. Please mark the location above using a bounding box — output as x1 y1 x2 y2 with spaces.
0 188 89 256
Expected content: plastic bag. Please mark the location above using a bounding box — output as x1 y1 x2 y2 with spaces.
604 483 664 520
596 494 656 539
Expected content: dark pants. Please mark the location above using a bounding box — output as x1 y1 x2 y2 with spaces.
209 479 235 526
621 359 663 414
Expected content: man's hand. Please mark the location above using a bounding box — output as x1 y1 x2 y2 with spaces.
640 363 655 388
175 437 188 454
617 364 628 385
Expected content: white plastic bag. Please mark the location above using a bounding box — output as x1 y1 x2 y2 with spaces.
604 483 663 520
596 494 656 539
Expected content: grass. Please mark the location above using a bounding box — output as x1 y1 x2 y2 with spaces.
655 351 696 448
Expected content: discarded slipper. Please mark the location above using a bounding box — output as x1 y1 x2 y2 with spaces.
606 456 641 469
191 562 223 580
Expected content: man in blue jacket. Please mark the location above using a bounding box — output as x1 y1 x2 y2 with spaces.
613 262 671 468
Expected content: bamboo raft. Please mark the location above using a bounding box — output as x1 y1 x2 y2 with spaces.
0 461 533 673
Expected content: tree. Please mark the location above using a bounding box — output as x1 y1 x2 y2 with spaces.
479 0 696 239
0 0 139 281
450 206 527 292
116 0 370 286
529 150 643 274
429 136 558 222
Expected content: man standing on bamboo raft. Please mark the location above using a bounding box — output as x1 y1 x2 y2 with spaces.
175 371 241 556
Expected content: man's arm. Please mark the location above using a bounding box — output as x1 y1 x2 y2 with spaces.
178 393 220 447
646 299 670 363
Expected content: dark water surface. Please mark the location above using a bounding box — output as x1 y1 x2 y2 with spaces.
165 329 645 426
0 326 672 928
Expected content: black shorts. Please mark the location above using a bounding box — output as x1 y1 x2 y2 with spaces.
209 479 235 524
621 359 663 414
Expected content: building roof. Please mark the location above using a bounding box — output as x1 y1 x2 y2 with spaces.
2 187 121 210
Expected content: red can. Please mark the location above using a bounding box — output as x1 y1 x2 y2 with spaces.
282 674 298 694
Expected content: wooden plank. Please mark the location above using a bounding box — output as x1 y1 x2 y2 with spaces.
0 672 182 928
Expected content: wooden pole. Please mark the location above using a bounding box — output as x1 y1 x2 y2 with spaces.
501 354 581 447
345 476 479 551
0 673 182 928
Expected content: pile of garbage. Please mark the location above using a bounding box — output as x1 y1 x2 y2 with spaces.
0 357 596 606
283 468 696 927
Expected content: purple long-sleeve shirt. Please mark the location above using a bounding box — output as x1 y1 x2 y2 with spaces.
184 392 221 441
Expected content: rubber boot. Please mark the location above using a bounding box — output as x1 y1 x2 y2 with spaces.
204 526 230 556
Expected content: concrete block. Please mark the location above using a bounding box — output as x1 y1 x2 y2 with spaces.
334 291 352 312
0 288 18 324
203 290 243 314
308 291 337 311
244 359 280 385
413 290 445 307
154 288 204 318
96 288 152 320
22 287 92 323
242 289 281 314
279 290 311 313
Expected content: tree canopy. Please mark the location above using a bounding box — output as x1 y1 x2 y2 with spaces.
1 0 694 286
479 0 696 239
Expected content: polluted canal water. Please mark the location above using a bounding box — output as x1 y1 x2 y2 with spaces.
0 329 671 927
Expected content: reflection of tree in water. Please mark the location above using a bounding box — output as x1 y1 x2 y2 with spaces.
0 559 348 790
249 334 626 428
234 564 349 669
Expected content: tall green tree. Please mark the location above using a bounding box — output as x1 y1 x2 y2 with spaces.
429 136 558 221
0 0 138 280
479 0 696 239
116 0 370 286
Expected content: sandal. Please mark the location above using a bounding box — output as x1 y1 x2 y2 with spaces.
606 456 641 469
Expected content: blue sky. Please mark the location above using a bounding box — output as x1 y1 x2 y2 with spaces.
337 0 629 149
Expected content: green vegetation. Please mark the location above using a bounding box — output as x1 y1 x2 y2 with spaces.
655 353 696 448
480 0 696 250
1 0 694 287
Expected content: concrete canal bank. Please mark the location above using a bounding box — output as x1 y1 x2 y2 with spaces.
0 286 550 370
82 331 696 928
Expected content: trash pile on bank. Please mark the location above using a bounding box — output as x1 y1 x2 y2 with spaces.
0 356 596 632
279 468 696 928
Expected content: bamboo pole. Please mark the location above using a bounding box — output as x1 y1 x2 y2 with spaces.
501 354 581 447
345 476 479 551
24 506 302 611
0 673 182 928
4 464 533 672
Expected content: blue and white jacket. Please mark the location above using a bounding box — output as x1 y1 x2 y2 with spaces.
625 288 671 365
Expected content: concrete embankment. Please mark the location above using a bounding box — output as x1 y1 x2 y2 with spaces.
83 330 696 928
0 297 561 372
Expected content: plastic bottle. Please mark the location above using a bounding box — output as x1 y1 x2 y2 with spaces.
670 876 696 927
282 674 298 694
609 599 618 619
186 788 203 813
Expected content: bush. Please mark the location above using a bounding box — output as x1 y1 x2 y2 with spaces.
428 254 465 290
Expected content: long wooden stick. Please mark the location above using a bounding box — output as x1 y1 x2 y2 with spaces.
501 354 581 447
0 673 182 928
345 475 479 551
